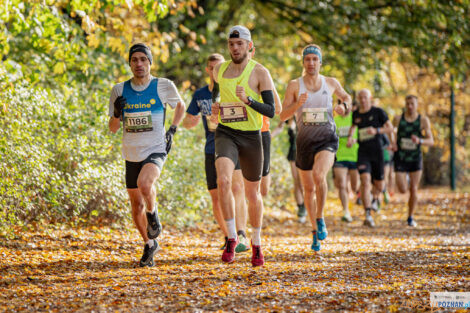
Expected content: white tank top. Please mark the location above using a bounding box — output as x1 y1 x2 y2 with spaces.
295 75 337 141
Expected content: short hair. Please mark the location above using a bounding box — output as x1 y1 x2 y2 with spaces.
207 53 224 65
405 95 418 101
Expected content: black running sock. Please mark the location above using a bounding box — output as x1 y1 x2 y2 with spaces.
365 208 372 216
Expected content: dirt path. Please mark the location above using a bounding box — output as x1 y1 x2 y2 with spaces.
1 190 469 312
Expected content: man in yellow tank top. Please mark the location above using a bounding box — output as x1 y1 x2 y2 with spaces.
211 25 276 266
280 44 352 252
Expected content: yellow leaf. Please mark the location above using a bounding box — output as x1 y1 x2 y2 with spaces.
53 62 66 74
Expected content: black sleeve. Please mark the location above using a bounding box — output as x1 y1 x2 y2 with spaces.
378 108 389 126
352 110 358 126
248 90 275 118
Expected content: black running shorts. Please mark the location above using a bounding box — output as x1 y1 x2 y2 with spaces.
125 153 166 189
215 124 263 182
394 159 422 173
261 131 271 177
357 149 384 181
295 134 338 171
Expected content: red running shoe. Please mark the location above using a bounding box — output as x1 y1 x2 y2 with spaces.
221 237 238 263
251 242 264 267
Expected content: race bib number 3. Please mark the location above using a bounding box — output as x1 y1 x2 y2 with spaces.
125 111 153 133
220 103 248 123
303 108 328 125
401 137 418 150
358 128 375 141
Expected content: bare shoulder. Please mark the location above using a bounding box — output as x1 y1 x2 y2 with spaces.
254 63 270 77
287 78 300 90
421 115 431 126
324 76 341 87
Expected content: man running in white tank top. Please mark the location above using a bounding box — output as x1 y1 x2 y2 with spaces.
280 44 352 251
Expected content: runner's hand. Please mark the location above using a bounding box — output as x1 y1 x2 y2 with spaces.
113 96 127 118
346 136 355 148
366 127 377 135
334 103 345 116
297 93 308 108
390 142 398 152
236 86 249 104
411 134 420 144
165 125 177 154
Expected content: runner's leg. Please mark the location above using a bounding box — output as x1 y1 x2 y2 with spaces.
334 167 349 214
312 150 335 219
128 189 148 243
408 170 422 218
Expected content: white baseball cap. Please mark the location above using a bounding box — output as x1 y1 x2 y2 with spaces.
228 25 252 42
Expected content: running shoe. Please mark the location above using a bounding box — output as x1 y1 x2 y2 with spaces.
220 236 228 250
316 218 328 240
146 210 162 239
139 239 159 267
251 242 264 267
221 237 238 263
383 191 390 204
341 212 353 223
235 233 250 253
407 216 417 227
297 204 307 223
363 213 375 228
311 230 321 251
371 198 381 212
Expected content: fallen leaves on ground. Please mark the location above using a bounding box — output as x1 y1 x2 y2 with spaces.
1 189 469 312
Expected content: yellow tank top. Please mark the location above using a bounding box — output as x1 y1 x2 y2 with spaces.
217 59 262 131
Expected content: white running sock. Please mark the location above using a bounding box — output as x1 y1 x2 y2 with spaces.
146 239 154 248
225 218 237 239
251 227 261 246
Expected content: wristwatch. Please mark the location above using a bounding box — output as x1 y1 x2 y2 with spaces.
245 96 254 105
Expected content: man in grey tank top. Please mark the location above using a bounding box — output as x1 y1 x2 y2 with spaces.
280 44 352 252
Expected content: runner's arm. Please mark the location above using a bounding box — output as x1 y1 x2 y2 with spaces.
267 70 282 115
213 62 222 83
420 116 434 146
270 120 285 138
171 102 185 127
182 113 200 129
377 120 394 135
108 85 121 133
280 80 300 121
331 78 352 115
346 124 357 147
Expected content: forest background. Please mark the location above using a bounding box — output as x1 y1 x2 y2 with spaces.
1 0 469 234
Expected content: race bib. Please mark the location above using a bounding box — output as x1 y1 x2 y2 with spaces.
358 128 375 141
220 102 248 123
337 126 350 138
401 137 418 150
302 107 328 125
125 111 153 133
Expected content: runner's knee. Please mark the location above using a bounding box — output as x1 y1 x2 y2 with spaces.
217 175 232 192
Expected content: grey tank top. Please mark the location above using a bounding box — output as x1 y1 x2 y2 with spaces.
295 75 336 142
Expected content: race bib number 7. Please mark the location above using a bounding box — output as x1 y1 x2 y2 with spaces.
125 111 153 133
302 107 328 125
220 102 248 123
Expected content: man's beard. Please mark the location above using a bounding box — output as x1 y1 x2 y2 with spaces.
231 51 248 64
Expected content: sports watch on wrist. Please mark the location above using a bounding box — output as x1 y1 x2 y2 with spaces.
245 96 253 105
